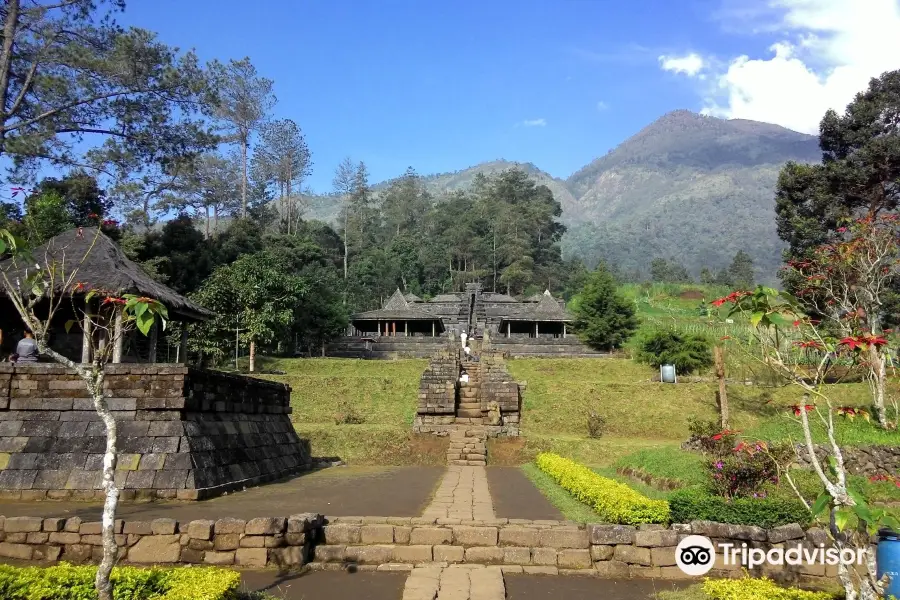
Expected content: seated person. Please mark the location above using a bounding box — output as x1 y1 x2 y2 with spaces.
15 328 39 363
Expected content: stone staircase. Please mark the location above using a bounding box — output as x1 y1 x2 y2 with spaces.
456 362 482 422
447 427 487 466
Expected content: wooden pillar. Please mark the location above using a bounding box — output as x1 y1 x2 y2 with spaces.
377 320 381 337
81 302 92 363
534 322 539 338
392 322 396 336
432 321 435 337
563 323 567 338
148 322 158 363
507 322 510 338
179 326 188 364
112 309 124 364
404 321 408 337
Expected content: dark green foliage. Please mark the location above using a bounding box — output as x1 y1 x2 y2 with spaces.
571 265 639 351
727 250 755 289
669 487 810 528
650 258 692 284
637 330 713 374
587 412 606 438
28 172 112 226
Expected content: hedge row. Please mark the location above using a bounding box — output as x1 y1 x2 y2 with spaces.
702 575 834 599
535 452 671 525
0 563 241 600
669 488 811 529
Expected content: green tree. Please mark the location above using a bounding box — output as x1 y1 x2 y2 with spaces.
23 191 72 244
650 258 691 283
700 267 715 285
637 330 713 374
571 264 639 350
191 251 306 372
727 250 755 289
208 57 276 217
30 172 111 226
161 153 242 237
250 118 312 234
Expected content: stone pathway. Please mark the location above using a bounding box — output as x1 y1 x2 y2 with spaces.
422 466 494 520
402 565 506 600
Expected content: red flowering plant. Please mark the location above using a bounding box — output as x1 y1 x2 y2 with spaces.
719 281 900 582
784 214 900 430
706 439 792 499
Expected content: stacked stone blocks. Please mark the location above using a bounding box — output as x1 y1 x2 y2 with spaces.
0 364 312 500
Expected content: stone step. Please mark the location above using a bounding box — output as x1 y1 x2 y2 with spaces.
456 409 483 418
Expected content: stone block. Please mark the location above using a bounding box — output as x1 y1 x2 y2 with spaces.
630 565 662 579
361 524 395 544
314 545 346 562
188 539 214 551
558 549 591 569
64 517 82 533
125 534 181 563
33 545 62 562
79 521 102 535
214 518 246 535
410 527 452 545
203 551 235 565
5 533 26 543
151 519 177 535
269 546 306 566
464 546 504 564
591 545 614 561
240 536 266 548
214 534 241 551
614 545 652 566
589 524 635 545
651 547 678 567
49 532 81 545
42 518 66 532
26 532 50 544
394 526 411 544
594 560 630 578
502 547 531 565
539 527 588 549
62 544 93 563
246 517 286 535
323 524 360 544
634 529 680 548
179 548 205 564
433 545 464 563
499 527 539 547
769 524 805 543
531 547 557 566
452 526 498 547
691 520 766 541
523 566 558 575
0 542 33 560
187 520 213 540
345 545 394 564
392 545 433 563
4 516 43 532
123 521 153 535
659 566 697 580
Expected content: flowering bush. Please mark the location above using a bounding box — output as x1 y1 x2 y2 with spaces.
686 418 739 455
535 453 670 525
702 574 833 600
706 441 791 499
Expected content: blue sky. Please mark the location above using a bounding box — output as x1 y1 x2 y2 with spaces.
119 0 900 192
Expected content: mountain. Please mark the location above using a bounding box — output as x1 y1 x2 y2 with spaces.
300 110 821 282
561 110 821 281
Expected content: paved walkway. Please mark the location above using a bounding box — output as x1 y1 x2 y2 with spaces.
402 565 506 600
422 466 494 521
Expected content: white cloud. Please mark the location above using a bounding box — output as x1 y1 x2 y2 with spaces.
596 101 609 111
521 118 547 127
659 53 706 77
664 0 900 134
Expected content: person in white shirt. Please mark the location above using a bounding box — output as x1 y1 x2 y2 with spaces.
460 370 469 384
460 331 468 350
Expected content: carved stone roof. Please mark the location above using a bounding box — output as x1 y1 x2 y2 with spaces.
352 288 443 321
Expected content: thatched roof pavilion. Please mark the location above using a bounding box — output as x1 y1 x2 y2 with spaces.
0 228 212 363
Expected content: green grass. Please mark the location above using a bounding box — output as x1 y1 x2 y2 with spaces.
592 467 673 501
613 447 707 487
519 463 604 523
654 585 707 600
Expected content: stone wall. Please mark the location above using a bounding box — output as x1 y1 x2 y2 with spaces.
489 337 610 358
0 364 312 501
794 444 900 477
479 353 520 436
0 513 322 568
415 351 460 416
325 337 446 359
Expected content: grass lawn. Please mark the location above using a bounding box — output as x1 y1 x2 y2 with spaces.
613 447 706 487
519 463 604 523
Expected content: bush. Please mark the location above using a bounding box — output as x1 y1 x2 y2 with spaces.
587 412 606 438
535 452 670 525
0 563 240 600
668 487 810 528
702 575 833 599
637 330 713 374
707 441 793 499
571 265 639 351
686 417 738 455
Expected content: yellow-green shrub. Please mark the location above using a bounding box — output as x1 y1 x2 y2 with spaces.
702 576 834 600
535 452 670 524
0 563 240 600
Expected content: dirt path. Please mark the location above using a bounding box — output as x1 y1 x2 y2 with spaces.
0 466 445 520
486 467 563 521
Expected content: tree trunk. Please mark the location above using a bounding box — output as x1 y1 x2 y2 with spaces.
343 210 349 280
868 344 889 428
249 339 256 372
240 135 248 218
0 0 21 157
92 374 118 600
714 346 729 429
205 205 210 238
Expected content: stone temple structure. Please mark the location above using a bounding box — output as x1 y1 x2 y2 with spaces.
328 283 607 358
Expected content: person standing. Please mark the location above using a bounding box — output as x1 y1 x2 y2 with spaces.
460 330 468 351
15 328 39 363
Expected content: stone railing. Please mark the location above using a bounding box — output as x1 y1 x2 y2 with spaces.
0 364 312 501
0 513 322 568
0 514 843 586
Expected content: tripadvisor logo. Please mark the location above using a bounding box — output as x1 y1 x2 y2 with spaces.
675 534 867 576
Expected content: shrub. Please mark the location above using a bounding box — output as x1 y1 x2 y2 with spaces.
637 329 713 374
587 412 606 438
686 417 739 455
0 563 240 600
706 441 794 499
333 399 364 425
702 575 833 600
535 452 670 525
668 487 810 528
